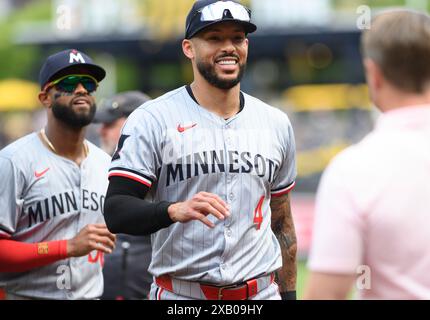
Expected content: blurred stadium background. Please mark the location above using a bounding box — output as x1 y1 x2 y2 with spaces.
0 0 429 299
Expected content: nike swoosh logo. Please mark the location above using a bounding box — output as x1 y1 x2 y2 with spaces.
177 123 197 133
35 168 50 178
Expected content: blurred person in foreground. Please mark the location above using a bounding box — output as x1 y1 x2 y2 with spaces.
304 10 430 300
0 49 116 299
93 91 153 300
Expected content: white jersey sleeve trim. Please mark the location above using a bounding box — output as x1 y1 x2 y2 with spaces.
271 181 296 197
108 168 153 188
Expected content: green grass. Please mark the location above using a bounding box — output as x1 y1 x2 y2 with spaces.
297 259 309 300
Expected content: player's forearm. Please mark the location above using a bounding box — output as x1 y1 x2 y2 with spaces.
275 231 297 292
0 239 68 273
270 193 298 297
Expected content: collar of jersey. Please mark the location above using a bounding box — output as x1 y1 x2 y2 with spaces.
185 85 245 122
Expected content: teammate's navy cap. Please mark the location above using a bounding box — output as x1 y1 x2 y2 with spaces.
39 49 106 90
93 91 151 124
185 0 257 39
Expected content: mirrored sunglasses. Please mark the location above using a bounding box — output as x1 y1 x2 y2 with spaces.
199 1 251 22
46 74 98 93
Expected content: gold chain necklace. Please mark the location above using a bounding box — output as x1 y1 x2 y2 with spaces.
40 128 88 158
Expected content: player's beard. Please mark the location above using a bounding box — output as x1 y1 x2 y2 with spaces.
51 96 96 128
197 57 246 90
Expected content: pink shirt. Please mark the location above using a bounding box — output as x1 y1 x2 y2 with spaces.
308 106 430 299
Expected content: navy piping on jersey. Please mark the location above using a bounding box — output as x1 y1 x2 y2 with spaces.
0 226 11 235
185 85 245 117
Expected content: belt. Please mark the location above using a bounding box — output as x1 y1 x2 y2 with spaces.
155 273 275 300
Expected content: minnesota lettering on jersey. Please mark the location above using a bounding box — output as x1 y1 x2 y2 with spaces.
25 190 105 228
164 149 279 187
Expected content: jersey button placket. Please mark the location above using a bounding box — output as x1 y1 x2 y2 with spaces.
76 164 84 220
225 129 233 147
226 175 232 183
220 124 235 283
225 228 232 237
222 125 232 219
74 164 84 293
224 125 236 230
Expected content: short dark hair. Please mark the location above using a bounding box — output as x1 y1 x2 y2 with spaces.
361 10 430 93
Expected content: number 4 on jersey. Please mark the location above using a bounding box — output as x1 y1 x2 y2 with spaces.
253 196 265 230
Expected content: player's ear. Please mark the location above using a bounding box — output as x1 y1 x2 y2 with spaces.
363 58 383 91
38 90 52 108
182 39 195 60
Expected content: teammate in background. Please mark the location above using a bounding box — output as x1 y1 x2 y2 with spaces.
95 91 151 156
105 0 298 300
0 49 116 300
93 91 153 300
304 10 430 300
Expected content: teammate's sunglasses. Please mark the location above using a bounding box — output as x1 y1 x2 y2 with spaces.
45 74 98 94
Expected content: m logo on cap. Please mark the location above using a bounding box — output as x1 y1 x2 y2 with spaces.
69 50 85 64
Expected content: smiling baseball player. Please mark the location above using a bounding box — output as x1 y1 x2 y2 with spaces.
104 0 298 300
0 49 116 300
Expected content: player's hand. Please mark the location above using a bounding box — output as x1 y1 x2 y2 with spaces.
66 224 117 257
167 192 231 228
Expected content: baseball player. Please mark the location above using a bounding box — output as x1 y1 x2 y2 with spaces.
93 91 153 300
104 0 298 300
0 49 116 300
304 10 430 299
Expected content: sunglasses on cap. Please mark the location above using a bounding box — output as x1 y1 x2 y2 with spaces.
44 74 99 94
199 1 251 22
186 1 252 35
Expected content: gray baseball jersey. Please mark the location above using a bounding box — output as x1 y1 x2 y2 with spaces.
109 86 296 285
0 132 111 299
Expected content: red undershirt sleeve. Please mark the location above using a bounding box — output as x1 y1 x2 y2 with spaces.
0 239 68 273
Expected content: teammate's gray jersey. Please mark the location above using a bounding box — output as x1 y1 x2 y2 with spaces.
109 86 296 285
0 132 111 299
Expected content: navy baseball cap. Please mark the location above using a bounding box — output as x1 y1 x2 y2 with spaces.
185 0 257 39
93 91 151 124
39 49 106 90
